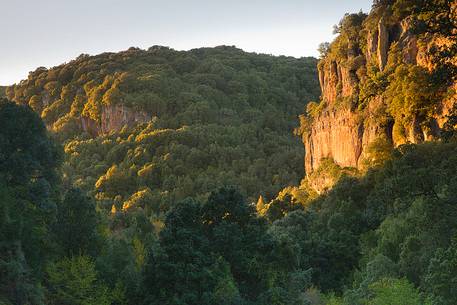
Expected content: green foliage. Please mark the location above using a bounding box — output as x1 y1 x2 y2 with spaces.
441 101 457 142
306 101 326 118
325 12 367 62
267 141 457 302
392 0 456 83
424 238 457 305
308 158 358 192
359 65 389 103
96 234 150 305
262 183 317 222
0 100 61 185
8 46 319 130
324 294 344 305
63 121 307 218
46 256 111 305
53 188 100 257
143 187 312 305
385 64 439 125
367 278 424 305
0 100 62 305
360 137 394 170
8 46 319 217
333 143 457 300
2 2 457 305
318 43 330 58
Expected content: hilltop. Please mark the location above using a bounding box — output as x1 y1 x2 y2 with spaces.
6 46 320 210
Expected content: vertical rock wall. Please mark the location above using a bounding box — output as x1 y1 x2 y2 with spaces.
304 11 456 180
80 104 151 136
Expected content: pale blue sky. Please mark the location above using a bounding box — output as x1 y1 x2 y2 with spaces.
0 0 372 85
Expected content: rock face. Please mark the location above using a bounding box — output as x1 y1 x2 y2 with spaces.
377 17 389 71
304 109 363 174
303 7 456 183
81 104 150 136
304 99 389 174
27 84 152 137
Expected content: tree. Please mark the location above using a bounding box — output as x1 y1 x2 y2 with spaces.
424 239 457 305
201 187 276 300
142 198 215 305
318 42 330 58
46 256 110 305
0 99 61 185
0 182 46 305
385 65 438 128
142 187 313 304
256 195 267 215
0 100 62 305
367 278 423 305
54 188 100 257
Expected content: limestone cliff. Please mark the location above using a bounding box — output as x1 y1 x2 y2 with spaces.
303 3 456 188
80 104 150 136
8 85 151 137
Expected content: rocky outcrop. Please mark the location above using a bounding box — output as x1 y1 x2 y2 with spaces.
367 28 378 61
100 104 150 134
81 104 150 136
304 7 456 185
304 109 363 174
304 98 389 174
377 17 389 71
318 58 363 106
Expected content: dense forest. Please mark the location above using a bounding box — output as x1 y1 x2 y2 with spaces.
1 0 456 304
5 46 319 210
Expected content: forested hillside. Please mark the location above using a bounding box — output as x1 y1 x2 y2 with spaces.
6 46 319 212
4 99 457 305
1 0 456 305
259 0 457 304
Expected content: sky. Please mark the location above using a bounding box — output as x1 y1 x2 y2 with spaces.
0 0 372 85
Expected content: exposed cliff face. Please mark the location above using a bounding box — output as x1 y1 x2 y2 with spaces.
377 16 390 71
304 109 363 174
304 6 456 188
80 104 150 136
304 99 390 175
10 82 152 137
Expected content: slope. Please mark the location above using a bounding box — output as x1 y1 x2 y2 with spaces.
6 45 320 213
